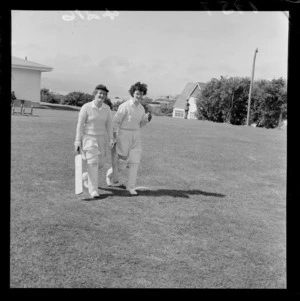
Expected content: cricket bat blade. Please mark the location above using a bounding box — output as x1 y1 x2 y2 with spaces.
75 154 83 194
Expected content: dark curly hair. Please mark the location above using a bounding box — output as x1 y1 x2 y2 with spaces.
129 82 147 97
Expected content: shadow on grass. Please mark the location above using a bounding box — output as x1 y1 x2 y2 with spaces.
91 186 226 199
81 185 127 201
135 188 225 199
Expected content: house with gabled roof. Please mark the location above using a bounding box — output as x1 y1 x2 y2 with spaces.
11 56 53 103
172 82 206 119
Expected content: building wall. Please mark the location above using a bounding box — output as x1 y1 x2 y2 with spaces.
188 97 197 119
172 108 185 118
11 68 41 102
172 96 197 119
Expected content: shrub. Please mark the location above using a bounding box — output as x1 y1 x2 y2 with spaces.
196 76 287 128
151 106 164 116
104 98 113 110
160 105 173 116
62 91 93 107
40 88 62 104
113 100 125 111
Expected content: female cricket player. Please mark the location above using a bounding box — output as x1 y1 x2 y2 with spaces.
106 82 152 196
74 84 114 198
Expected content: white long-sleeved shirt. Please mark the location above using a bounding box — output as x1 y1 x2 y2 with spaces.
74 101 113 145
113 99 149 133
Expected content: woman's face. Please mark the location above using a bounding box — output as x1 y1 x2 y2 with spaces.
133 90 144 102
94 89 107 106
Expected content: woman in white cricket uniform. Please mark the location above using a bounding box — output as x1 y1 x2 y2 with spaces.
106 82 152 196
74 84 114 198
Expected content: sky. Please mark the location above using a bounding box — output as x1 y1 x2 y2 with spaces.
11 10 289 99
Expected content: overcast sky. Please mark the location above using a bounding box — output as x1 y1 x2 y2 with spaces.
11 10 288 99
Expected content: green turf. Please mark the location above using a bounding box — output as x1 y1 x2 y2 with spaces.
10 109 286 288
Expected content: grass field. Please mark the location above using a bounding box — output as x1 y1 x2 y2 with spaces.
10 107 286 288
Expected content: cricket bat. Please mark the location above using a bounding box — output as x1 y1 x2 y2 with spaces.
75 154 83 195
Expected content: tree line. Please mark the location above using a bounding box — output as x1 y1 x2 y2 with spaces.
195 77 287 128
40 89 175 116
40 75 287 128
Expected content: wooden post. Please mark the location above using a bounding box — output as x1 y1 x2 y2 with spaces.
246 48 258 126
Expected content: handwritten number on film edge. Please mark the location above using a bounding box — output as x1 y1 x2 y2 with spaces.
62 10 119 21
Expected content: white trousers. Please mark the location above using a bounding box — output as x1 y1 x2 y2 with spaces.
126 163 140 191
107 155 129 184
82 134 106 194
87 163 99 194
109 129 143 190
81 134 106 165
116 129 142 163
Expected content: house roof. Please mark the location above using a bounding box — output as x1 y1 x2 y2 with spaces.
173 82 206 110
12 56 53 72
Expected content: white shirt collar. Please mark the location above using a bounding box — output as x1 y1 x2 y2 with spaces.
130 98 141 108
92 100 109 110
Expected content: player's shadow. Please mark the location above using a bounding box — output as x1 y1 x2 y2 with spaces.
135 188 225 199
93 186 226 199
81 185 127 201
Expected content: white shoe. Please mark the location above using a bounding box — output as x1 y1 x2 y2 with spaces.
82 172 88 188
127 189 139 196
106 167 120 186
106 168 113 186
90 191 100 198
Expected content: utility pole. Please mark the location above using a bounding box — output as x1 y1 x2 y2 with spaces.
246 48 258 126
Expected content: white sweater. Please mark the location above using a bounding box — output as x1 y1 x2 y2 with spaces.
113 99 149 132
74 101 113 145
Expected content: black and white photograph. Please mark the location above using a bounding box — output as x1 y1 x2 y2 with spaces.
9 7 291 290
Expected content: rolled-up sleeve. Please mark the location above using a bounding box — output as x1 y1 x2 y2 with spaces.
74 106 87 146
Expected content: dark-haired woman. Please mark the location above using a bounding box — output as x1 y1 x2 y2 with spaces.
106 82 152 196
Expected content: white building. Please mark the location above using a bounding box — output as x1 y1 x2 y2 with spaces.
11 56 53 103
172 82 206 119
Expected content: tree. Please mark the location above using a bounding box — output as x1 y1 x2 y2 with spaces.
251 78 287 128
159 99 176 117
103 98 113 110
113 100 125 111
195 76 286 128
195 76 249 124
227 77 250 125
40 88 50 102
141 96 153 104
62 91 93 107
40 88 62 104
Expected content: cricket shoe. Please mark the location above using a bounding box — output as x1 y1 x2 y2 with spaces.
106 167 121 186
90 191 100 198
106 168 115 186
127 189 139 196
82 172 88 189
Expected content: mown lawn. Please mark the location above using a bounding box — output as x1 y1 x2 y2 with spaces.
10 108 286 288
